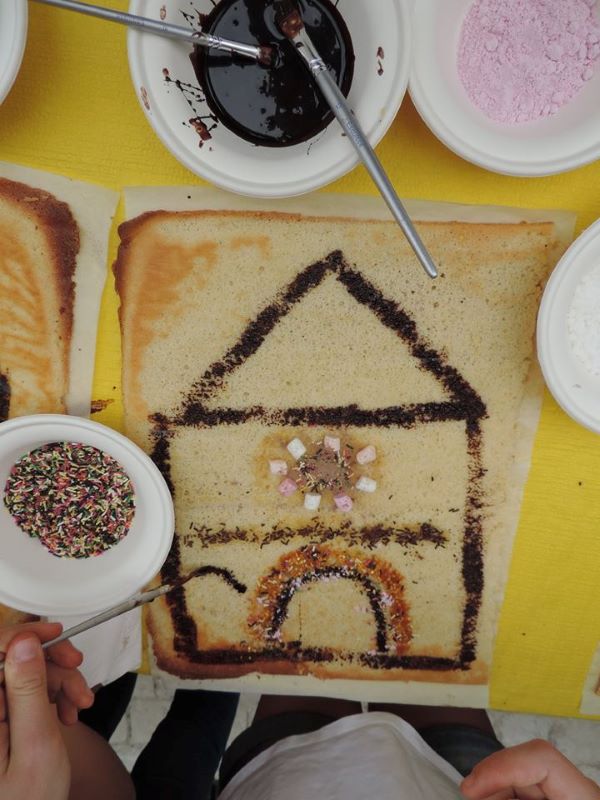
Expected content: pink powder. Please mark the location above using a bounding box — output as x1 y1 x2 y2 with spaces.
457 0 600 124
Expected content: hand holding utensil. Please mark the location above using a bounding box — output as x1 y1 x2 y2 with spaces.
0 566 247 675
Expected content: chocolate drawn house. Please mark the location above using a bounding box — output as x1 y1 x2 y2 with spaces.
150 250 488 676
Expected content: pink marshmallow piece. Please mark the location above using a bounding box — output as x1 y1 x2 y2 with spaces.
278 478 297 497
269 459 288 476
356 445 376 465
324 435 340 452
334 493 353 512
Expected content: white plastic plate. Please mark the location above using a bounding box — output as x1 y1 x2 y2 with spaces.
0 415 174 616
410 0 600 176
127 0 411 197
538 219 600 434
0 0 27 106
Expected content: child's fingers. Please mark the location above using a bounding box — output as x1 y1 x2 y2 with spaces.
460 740 600 800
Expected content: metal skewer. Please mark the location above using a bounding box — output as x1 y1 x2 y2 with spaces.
276 1 438 279
31 0 273 64
0 567 247 675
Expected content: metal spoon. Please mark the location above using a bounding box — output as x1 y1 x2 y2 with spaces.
275 0 438 279
0 566 247 675
31 0 274 65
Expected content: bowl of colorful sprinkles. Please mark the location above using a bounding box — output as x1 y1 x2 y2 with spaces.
410 0 600 176
0 415 174 616
5 442 136 559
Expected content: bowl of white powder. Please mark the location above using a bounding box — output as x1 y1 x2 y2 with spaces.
410 0 600 176
538 218 600 433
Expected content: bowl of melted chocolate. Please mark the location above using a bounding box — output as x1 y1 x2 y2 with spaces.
128 0 411 196
191 0 354 148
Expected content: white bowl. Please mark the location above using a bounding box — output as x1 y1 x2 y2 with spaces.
409 0 600 176
538 219 600 434
127 0 411 197
0 415 174 616
0 0 27 106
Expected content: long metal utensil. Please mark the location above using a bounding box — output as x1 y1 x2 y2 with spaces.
31 0 273 64
277 2 437 279
0 567 247 675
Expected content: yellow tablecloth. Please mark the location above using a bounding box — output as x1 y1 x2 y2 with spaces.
2 2 599 718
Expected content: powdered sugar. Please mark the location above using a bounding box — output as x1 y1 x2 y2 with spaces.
567 261 600 376
458 0 600 124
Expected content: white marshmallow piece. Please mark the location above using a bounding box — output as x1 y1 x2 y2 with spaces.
286 437 306 460
269 459 288 476
278 478 297 497
356 476 377 493
334 493 353 512
356 445 377 465
324 435 340 452
304 493 321 511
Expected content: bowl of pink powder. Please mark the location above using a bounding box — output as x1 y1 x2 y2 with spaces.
410 0 600 176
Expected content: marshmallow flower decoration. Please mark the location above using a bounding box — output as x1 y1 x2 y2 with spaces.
269 435 378 512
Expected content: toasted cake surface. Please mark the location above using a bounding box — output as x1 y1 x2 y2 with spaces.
0 177 78 418
116 208 559 683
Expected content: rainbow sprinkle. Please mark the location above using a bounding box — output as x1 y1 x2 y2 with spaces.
3 442 135 558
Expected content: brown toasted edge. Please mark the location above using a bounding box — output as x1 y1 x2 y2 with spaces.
152 648 488 684
112 212 159 335
0 178 79 401
147 597 488 684
113 207 557 236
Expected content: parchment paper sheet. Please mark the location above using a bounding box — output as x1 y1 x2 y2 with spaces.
0 160 118 416
125 187 574 706
580 641 600 715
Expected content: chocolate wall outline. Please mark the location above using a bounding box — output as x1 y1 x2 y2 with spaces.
0 374 10 422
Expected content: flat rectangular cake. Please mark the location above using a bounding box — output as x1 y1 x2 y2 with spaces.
0 177 78 421
115 198 567 690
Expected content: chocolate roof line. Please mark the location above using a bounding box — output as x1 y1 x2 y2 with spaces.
168 250 486 427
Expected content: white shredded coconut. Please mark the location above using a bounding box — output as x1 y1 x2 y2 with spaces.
568 263 600 376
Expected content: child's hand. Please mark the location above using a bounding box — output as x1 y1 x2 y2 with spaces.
0 633 71 799
461 739 600 800
0 622 93 725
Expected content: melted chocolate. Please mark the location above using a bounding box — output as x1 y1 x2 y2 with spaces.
149 250 488 672
190 0 354 147
185 565 247 594
160 536 247 654
459 419 485 666
0 374 10 422
90 398 114 414
149 414 175 495
181 250 486 423
184 521 446 550
269 566 389 652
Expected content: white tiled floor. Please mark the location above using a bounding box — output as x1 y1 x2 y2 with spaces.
112 675 600 784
